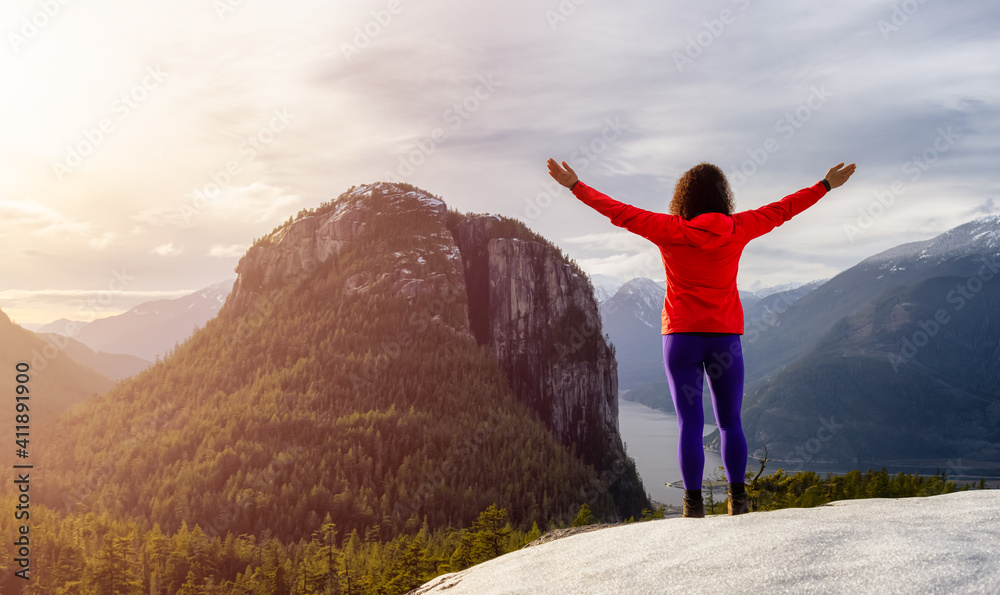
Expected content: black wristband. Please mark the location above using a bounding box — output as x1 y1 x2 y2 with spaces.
570 180 580 191
821 179 832 192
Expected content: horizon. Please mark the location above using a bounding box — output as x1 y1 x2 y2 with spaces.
2 1 998 324
5 202 1000 328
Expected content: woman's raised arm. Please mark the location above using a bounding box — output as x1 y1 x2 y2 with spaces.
733 162 856 242
547 157 683 246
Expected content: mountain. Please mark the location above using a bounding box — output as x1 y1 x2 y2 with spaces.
46 279 236 361
710 215 1000 470
740 280 826 312
589 274 625 304
742 278 827 344
598 278 668 391
748 280 812 298
35 332 151 382
34 181 650 558
0 309 113 462
600 276 823 411
34 317 88 333
743 216 1000 383
411 489 1000 594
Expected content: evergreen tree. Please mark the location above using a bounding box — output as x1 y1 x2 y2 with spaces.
448 529 474 571
469 504 511 565
86 532 143 595
524 521 542 544
571 503 595 527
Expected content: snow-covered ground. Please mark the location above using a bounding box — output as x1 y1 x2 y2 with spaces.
412 490 1000 594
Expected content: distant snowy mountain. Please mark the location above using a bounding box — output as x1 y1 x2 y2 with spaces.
600 277 663 328
741 279 828 305
32 317 88 333
749 281 804 299
412 490 1000 594
42 279 235 361
865 213 1000 269
589 273 625 304
599 278 668 391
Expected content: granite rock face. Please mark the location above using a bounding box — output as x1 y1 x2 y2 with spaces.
228 202 366 312
451 217 617 454
450 215 649 520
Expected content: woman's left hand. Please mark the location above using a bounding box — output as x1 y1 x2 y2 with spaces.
546 158 579 189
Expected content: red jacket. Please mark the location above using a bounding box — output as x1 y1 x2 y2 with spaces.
571 180 828 334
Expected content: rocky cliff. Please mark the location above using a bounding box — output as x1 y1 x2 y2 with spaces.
227 189 369 312
224 182 650 519
450 214 649 518
450 220 611 449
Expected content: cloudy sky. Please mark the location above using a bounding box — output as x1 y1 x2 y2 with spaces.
1 0 998 325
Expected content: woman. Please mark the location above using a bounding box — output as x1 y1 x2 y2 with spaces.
546 158 856 517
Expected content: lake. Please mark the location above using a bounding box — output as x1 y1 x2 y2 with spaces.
618 397 1000 506
617 397 725 506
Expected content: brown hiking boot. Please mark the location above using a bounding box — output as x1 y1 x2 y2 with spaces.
683 490 705 518
728 488 749 516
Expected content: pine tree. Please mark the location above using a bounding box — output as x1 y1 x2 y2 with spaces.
525 521 542 544
177 570 200 595
469 504 511 565
385 535 429 592
448 529 473 571
86 532 143 594
571 503 595 527
339 529 362 595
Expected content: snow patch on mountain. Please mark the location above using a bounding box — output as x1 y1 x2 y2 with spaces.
865 214 1000 269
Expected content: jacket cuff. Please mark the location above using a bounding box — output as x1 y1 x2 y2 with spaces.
821 179 831 192
570 180 580 191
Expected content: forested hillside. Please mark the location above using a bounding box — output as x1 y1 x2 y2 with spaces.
0 182 647 592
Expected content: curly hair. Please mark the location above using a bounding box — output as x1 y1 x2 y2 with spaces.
669 163 735 220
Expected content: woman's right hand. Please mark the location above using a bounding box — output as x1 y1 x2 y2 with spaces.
824 162 857 189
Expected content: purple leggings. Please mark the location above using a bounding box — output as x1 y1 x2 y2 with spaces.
662 333 747 490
